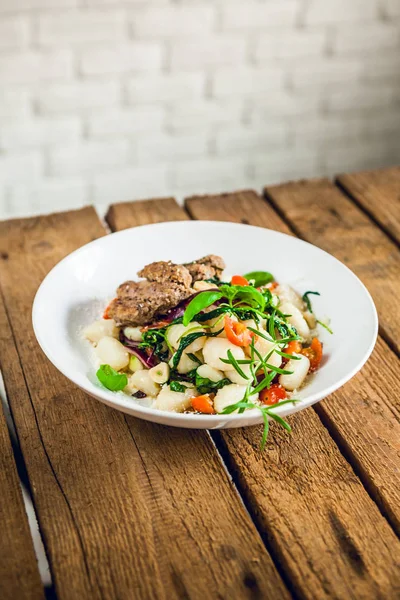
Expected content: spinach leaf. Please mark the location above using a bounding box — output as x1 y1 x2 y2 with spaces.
243 271 274 287
182 290 223 326
96 364 128 391
170 381 187 393
172 331 207 369
195 374 232 395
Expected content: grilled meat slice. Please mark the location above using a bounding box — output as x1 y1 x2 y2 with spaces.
184 254 226 282
138 261 192 288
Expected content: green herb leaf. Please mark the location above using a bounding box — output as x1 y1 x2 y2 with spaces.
170 380 187 393
195 374 232 395
183 290 223 326
195 305 231 322
243 271 274 287
317 319 333 334
96 364 128 391
219 349 250 379
186 352 202 364
172 331 206 369
302 290 320 313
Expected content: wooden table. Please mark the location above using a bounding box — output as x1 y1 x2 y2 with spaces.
1 167 400 600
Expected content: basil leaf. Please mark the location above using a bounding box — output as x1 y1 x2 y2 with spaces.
233 285 266 311
182 290 223 326
195 374 231 395
302 290 320 313
96 364 128 391
170 381 187 393
244 271 274 287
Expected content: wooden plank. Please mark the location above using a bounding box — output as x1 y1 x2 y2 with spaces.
0 336 44 600
106 197 186 231
185 190 400 598
265 178 400 356
337 166 400 245
0 207 288 600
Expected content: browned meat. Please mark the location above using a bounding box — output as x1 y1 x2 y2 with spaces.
184 254 226 282
138 261 192 288
108 256 225 326
109 281 193 326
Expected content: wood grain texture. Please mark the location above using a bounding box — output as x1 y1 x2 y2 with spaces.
337 167 400 245
0 304 44 600
265 178 400 355
106 197 186 231
0 206 288 600
185 189 400 598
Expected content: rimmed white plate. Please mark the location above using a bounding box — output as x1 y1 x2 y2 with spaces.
32 221 378 429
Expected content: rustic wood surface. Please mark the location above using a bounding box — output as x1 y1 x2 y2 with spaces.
0 208 287 600
185 190 400 598
265 178 400 356
0 167 399 600
0 300 44 600
337 166 400 245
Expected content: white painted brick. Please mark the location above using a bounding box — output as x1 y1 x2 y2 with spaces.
360 55 400 81
325 83 400 113
0 153 43 185
291 58 362 88
92 166 169 204
79 43 162 76
7 178 88 217
87 107 165 137
131 5 215 37
249 90 321 120
322 138 397 173
172 157 248 190
215 126 288 156
168 100 244 132
333 23 400 54
136 133 209 162
170 36 246 69
365 110 400 136
0 17 30 51
212 66 284 97
0 89 30 117
304 0 378 24
36 10 125 46
221 1 298 30
383 0 400 17
49 140 129 176
0 51 72 84
0 117 81 150
252 150 322 186
255 30 327 61
292 115 368 145
127 72 205 104
0 0 78 12
35 81 121 114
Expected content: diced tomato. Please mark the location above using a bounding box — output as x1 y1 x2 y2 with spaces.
266 281 279 291
301 337 323 372
141 320 171 331
285 340 302 355
260 384 287 406
224 315 253 347
191 395 216 414
231 275 249 286
102 299 116 320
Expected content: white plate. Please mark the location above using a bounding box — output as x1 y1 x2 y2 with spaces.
32 221 378 430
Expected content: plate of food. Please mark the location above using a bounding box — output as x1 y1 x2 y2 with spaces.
32 220 378 446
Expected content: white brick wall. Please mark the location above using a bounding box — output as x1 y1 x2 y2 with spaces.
0 0 399 218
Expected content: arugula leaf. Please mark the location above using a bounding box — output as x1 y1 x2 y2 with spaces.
243 271 274 287
195 374 231 395
302 290 320 313
183 290 223 326
96 364 128 391
170 380 187 393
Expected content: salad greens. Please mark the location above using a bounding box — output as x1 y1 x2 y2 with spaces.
243 270 274 287
302 290 320 313
96 364 128 391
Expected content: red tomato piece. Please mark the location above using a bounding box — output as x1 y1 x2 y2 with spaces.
224 315 253 347
231 275 249 286
102 299 116 320
285 340 303 355
301 337 323 372
260 384 287 406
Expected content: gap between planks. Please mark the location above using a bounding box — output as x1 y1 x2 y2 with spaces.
107 193 400 599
